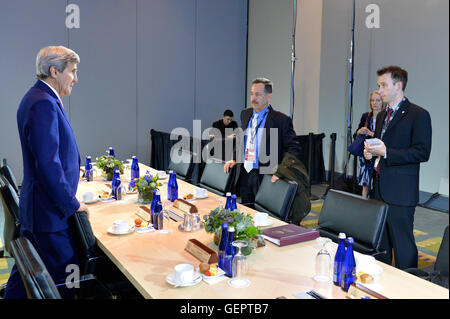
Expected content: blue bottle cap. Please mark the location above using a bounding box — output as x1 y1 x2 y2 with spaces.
347 237 354 244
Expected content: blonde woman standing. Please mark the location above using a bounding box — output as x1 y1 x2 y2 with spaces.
355 91 385 197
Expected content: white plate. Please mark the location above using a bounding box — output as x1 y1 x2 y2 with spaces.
254 220 274 227
166 272 202 287
84 198 100 204
201 267 226 280
194 195 208 200
107 226 135 235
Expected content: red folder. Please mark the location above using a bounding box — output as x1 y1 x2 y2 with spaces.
262 224 319 247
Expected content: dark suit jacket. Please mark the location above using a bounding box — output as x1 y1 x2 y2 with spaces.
212 119 238 138
16 80 81 232
374 98 432 206
240 105 301 171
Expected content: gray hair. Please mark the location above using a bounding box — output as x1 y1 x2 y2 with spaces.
252 77 273 94
36 46 80 80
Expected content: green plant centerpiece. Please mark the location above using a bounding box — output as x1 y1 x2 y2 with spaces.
203 207 261 256
95 155 124 181
131 171 161 204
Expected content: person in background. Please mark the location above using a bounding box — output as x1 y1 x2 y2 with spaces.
212 109 238 139
354 90 385 197
364 66 432 270
4 46 88 299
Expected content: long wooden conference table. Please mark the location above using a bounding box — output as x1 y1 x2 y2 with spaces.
76 162 448 299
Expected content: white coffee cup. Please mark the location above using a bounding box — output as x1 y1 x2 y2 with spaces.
112 219 130 233
254 212 269 226
82 192 95 202
194 187 207 198
174 264 195 284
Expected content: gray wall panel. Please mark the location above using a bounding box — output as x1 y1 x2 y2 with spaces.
196 0 247 130
68 0 137 163
136 0 196 165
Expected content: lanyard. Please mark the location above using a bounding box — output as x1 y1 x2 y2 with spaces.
248 109 269 145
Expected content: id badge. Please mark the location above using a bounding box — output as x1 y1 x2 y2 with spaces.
245 148 255 162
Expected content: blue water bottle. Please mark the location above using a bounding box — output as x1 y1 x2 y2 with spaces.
108 147 115 157
333 232 347 286
341 237 356 292
231 195 237 211
225 192 232 210
167 170 174 201
170 171 178 202
131 156 139 181
111 168 120 187
85 156 93 181
218 222 229 270
223 226 236 277
150 189 159 213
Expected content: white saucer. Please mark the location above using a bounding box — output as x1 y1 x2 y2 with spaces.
84 198 100 204
107 226 135 235
201 267 226 281
254 220 274 227
194 195 208 200
166 272 202 287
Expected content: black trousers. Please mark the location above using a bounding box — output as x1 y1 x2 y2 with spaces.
372 175 418 270
239 167 264 204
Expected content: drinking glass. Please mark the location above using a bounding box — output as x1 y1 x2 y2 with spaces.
313 238 332 282
216 196 225 209
158 199 173 234
228 240 250 288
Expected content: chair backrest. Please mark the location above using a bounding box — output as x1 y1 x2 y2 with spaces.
317 189 388 256
435 225 449 276
1 159 19 194
10 237 61 299
253 175 298 222
71 211 99 275
198 160 234 196
167 150 194 181
0 175 20 255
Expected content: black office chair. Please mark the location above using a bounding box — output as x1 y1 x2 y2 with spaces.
0 175 20 256
247 175 298 222
1 159 19 195
167 149 195 182
10 237 113 299
10 237 62 299
71 211 143 298
316 189 388 258
405 225 449 289
197 159 236 196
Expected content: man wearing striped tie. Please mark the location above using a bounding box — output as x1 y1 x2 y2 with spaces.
364 66 432 270
224 78 301 204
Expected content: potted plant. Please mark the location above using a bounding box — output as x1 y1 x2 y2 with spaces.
95 155 124 181
131 171 161 204
203 207 262 255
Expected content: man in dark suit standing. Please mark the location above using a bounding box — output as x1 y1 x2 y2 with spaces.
224 78 301 203
364 66 432 270
4 46 88 298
